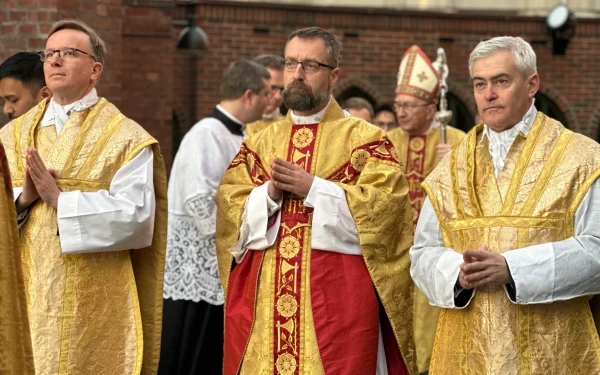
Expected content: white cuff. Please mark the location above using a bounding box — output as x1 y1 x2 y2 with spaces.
503 243 554 304
231 182 282 263
434 250 467 308
57 191 83 254
304 177 361 256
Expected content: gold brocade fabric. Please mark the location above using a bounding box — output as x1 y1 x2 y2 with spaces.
245 117 278 136
422 112 600 375
0 142 34 374
387 125 465 373
216 99 418 375
0 99 168 375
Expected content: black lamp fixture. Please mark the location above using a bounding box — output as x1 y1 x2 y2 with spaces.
177 6 209 50
546 3 576 55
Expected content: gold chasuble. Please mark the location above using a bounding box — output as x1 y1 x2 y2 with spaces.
216 100 418 375
387 124 465 373
0 142 34 374
245 117 278 136
423 112 600 375
0 98 168 375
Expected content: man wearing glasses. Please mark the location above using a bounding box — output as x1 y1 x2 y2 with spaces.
216 27 417 375
386 45 465 375
0 19 167 374
245 54 285 136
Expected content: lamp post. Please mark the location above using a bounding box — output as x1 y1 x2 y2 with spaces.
174 4 208 155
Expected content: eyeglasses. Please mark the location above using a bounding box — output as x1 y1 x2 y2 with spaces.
283 59 335 74
393 102 430 112
38 48 97 62
270 85 284 94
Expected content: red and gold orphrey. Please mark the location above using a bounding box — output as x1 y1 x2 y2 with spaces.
273 124 318 375
405 135 427 226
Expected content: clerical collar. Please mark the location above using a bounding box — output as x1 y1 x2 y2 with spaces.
213 105 245 136
41 88 99 132
290 96 332 124
263 108 281 120
481 99 537 143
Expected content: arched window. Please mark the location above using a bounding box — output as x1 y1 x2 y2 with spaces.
442 92 475 133
335 87 376 109
534 92 568 127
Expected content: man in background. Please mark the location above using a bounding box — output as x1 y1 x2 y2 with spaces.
344 96 374 122
160 59 270 375
373 103 398 131
0 52 51 121
245 54 285 136
387 45 465 375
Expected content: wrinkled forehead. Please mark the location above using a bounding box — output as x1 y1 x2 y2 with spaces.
284 37 328 62
46 29 92 51
471 51 519 80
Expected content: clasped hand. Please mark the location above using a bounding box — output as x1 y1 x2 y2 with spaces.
267 157 314 201
16 148 61 212
458 245 513 290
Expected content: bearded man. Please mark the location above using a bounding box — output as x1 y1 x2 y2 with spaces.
215 27 418 375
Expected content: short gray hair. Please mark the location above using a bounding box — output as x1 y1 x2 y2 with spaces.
469 36 537 78
286 27 342 68
48 19 107 66
219 60 270 100
253 54 284 71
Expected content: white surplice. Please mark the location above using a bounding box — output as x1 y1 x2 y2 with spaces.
163 105 244 306
14 88 156 255
411 101 600 309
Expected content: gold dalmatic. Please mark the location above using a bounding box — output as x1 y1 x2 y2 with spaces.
216 100 418 375
0 142 34 374
0 98 168 375
387 124 465 373
245 117 278 136
423 112 600 375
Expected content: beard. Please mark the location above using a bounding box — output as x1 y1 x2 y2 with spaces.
283 80 329 112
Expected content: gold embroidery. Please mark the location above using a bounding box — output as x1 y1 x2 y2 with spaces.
276 353 297 375
292 127 314 148
279 236 300 259
350 149 370 171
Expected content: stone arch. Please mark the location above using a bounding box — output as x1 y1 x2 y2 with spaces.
333 75 385 106
446 78 477 118
537 84 579 131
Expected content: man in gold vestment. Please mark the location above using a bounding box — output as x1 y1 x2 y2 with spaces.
0 20 167 375
245 54 285 136
0 141 33 374
411 36 600 375
387 45 465 375
216 27 418 374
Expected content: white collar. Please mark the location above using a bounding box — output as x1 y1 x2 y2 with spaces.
481 99 537 144
216 104 246 129
41 88 99 127
263 108 281 120
290 96 333 124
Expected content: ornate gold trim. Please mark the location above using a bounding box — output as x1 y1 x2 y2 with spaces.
500 113 546 216
76 113 124 180
60 98 108 177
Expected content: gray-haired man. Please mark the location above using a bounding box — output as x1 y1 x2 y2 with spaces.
411 36 600 374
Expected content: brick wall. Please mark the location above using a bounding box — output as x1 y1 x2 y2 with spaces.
1 0 599 171
179 1 600 141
